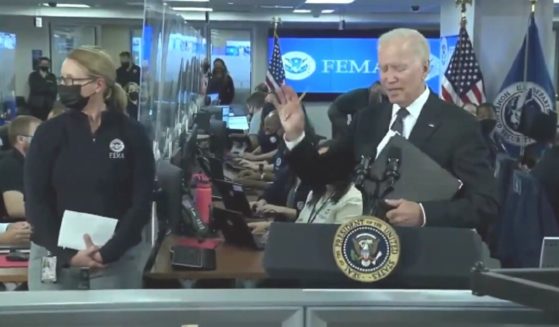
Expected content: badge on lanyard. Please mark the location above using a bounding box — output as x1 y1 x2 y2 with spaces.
40 253 57 283
77 267 91 290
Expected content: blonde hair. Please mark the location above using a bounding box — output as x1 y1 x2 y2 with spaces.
67 46 128 113
379 28 430 64
48 103 67 120
8 115 41 146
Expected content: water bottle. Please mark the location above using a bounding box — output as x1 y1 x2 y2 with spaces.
194 174 212 225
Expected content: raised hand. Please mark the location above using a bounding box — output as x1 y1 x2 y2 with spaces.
271 86 306 141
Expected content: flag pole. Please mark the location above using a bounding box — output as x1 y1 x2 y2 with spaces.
519 0 537 158
524 0 537 87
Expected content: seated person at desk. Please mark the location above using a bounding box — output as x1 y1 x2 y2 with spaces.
0 221 31 245
237 103 279 161
248 163 362 233
0 115 41 220
249 142 327 220
251 167 311 222
235 110 285 177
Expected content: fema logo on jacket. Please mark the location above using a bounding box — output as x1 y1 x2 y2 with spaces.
494 14 556 157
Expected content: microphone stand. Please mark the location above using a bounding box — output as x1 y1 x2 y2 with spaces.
354 155 400 219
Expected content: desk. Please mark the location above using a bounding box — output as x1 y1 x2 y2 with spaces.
0 268 27 283
147 235 266 280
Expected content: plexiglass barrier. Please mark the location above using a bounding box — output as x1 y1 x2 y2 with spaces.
140 0 206 160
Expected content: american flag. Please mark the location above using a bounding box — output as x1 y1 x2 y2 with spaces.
266 31 285 93
441 26 486 107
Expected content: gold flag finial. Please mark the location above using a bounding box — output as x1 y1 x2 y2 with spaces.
455 0 472 27
272 17 282 35
530 0 537 13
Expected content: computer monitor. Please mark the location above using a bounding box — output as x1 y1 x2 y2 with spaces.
226 116 249 131
171 124 199 186
208 119 229 160
222 106 231 118
155 159 183 233
221 106 249 131
208 93 219 104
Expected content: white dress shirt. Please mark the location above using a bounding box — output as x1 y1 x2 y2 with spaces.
376 87 430 157
378 87 430 226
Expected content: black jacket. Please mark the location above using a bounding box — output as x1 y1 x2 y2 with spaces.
207 75 235 105
28 71 57 119
116 64 141 87
288 93 499 229
328 88 370 139
24 110 155 265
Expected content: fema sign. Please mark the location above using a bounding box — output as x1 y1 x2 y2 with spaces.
494 82 554 147
269 37 452 94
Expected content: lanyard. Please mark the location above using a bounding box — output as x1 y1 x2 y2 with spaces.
307 195 333 224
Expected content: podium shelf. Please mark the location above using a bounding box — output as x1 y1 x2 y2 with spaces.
471 263 559 316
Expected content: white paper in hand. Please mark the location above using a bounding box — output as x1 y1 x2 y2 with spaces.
57 210 118 250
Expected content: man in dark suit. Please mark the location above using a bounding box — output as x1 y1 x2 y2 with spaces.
276 28 498 230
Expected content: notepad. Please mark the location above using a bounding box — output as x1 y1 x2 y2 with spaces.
57 210 118 251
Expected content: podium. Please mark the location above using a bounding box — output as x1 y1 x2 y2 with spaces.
263 222 497 289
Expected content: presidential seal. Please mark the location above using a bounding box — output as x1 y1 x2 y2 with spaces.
333 217 400 283
494 82 554 147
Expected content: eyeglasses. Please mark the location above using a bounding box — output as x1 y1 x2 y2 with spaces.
57 76 95 86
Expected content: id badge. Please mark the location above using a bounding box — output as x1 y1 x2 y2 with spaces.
40 256 57 283
77 267 90 290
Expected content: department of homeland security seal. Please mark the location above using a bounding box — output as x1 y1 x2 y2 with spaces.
494 82 554 147
333 217 400 283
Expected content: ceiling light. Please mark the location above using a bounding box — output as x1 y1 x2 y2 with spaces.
41 3 91 8
172 7 213 11
261 5 294 9
321 9 335 14
293 9 311 13
305 0 354 4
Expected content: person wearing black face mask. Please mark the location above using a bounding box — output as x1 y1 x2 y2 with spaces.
28 57 58 120
25 47 154 291
115 51 141 88
125 82 140 120
476 103 501 169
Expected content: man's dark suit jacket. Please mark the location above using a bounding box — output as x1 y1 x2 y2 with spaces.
287 92 499 229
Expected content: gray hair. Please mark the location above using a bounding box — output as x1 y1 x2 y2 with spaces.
378 28 430 64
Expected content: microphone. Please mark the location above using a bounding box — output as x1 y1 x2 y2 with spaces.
354 155 372 189
384 146 402 187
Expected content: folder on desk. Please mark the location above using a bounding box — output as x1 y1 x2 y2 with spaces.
370 134 462 203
